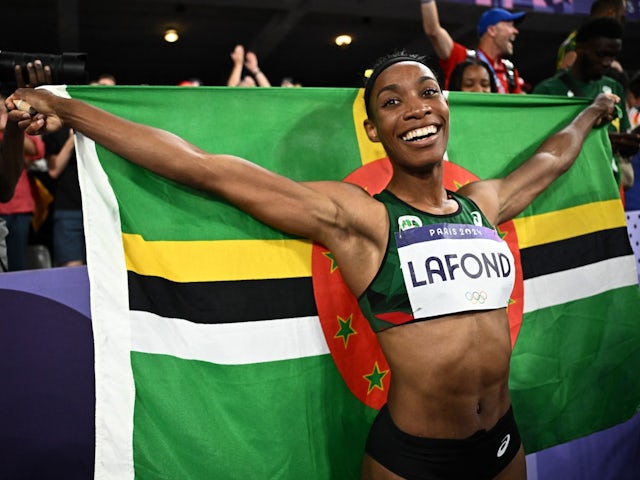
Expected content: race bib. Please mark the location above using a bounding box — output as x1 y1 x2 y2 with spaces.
395 223 515 319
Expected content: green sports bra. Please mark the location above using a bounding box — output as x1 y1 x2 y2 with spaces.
358 189 515 332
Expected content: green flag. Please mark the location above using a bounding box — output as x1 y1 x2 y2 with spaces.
68 85 640 478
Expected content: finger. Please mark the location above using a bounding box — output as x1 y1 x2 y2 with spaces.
43 65 53 84
20 118 43 134
13 99 37 116
14 65 26 88
26 62 38 88
33 60 47 84
6 109 31 122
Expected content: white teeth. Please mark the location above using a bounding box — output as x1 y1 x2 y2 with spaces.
402 125 437 141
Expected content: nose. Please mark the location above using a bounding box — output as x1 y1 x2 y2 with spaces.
404 97 430 119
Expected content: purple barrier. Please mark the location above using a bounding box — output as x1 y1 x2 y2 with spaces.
0 267 94 480
0 267 638 479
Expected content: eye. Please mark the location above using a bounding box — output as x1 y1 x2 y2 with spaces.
421 87 440 97
381 97 400 108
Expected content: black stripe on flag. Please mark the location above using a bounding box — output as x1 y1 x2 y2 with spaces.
520 227 632 280
128 272 318 324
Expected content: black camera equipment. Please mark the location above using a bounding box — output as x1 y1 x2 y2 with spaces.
0 51 88 93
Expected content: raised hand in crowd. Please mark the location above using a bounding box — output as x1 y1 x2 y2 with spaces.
227 44 246 86
244 50 271 87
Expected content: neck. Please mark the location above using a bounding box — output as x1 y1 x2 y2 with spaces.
569 64 587 83
387 163 450 210
477 38 500 62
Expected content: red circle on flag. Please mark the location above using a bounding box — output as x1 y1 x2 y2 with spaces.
311 158 524 408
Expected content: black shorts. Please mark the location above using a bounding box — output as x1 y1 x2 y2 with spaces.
365 404 521 480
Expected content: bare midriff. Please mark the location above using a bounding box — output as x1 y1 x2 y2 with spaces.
376 308 513 439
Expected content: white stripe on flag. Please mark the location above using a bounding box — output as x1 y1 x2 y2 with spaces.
74 119 136 479
131 311 330 364
523 255 638 313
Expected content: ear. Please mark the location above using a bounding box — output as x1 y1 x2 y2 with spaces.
363 118 380 142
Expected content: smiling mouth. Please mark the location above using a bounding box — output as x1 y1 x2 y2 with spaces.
401 125 438 142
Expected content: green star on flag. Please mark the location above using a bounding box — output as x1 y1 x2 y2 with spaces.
334 315 357 348
363 362 388 394
323 251 339 273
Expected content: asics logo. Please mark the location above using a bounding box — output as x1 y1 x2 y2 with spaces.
497 434 510 457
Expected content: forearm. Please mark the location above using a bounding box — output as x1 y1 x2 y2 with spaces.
252 69 271 87
494 101 611 224
48 134 75 178
55 97 212 188
227 63 243 86
420 0 453 59
0 121 26 201
538 103 604 170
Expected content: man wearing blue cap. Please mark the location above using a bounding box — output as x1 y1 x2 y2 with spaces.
421 0 526 93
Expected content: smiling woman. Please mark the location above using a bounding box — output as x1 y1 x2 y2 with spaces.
448 58 498 93
5 49 620 479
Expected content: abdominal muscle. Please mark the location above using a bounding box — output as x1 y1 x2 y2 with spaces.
376 308 513 439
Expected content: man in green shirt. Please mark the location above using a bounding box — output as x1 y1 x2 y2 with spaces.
556 0 626 71
535 17 639 187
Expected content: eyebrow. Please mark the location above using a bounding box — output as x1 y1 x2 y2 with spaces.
375 75 438 99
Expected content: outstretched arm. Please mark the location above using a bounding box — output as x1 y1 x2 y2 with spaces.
420 0 454 61
460 93 619 225
5 88 382 253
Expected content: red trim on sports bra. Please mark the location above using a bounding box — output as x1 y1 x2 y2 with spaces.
374 311 415 326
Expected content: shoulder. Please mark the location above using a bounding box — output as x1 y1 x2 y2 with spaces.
442 42 468 66
532 75 565 95
455 180 501 225
601 76 626 95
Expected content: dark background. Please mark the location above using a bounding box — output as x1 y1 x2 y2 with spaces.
1 0 639 91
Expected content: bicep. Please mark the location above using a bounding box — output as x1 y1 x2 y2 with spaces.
196 155 367 244
462 152 560 225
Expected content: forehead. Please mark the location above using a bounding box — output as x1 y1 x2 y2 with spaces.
373 61 438 88
462 64 490 77
581 37 622 53
493 20 514 28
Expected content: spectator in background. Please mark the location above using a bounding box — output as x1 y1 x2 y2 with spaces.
280 77 302 88
90 73 117 86
0 98 37 271
0 94 45 270
178 78 203 87
421 0 525 93
556 0 626 71
534 17 639 189
448 58 498 93
44 127 85 267
227 44 271 87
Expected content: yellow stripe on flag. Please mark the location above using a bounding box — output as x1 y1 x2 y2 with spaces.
352 89 387 165
513 200 627 249
122 233 313 282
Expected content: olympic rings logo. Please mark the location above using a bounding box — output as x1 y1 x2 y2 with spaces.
465 291 488 304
